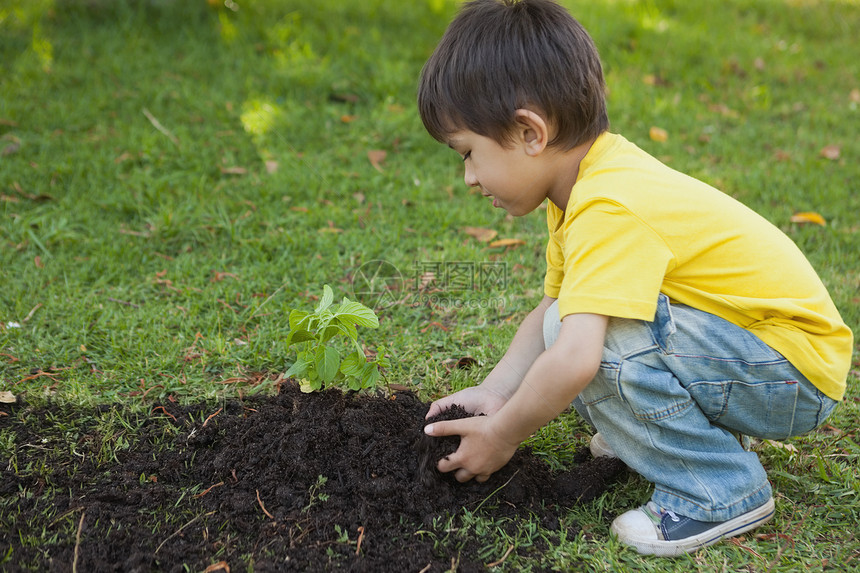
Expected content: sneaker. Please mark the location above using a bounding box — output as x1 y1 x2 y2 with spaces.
589 432 616 458
610 497 775 556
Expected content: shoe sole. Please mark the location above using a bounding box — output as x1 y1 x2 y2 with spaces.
612 497 775 557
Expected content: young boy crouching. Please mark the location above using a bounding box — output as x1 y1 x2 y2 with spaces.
418 0 853 557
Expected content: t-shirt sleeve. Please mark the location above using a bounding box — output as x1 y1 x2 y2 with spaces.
556 200 675 320
544 231 565 299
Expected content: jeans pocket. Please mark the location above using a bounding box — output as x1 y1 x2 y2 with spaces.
707 378 817 440
646 294 677 353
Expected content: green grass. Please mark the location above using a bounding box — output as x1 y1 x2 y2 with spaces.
1 0 858 570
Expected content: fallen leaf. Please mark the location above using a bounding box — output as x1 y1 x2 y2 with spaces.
290 206 309 213
708 103 739 118
850 89 860 103
353 192 365 204
820 145 841 161
765 439 798 453
34 256 44 268
367 150 387 172
489 238 526 248
0 391 16 404
649 126 669 142
456 356 478 369
790 212 827 226
265 160 279 174
462 226 498 242
340 114 358 123
202 561 230 573
773 149 792 162
220 166 248 175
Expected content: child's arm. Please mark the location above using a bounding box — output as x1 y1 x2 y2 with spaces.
425 312 608 483
426 295 557 418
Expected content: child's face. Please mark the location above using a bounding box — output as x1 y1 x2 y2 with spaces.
447 129 550 217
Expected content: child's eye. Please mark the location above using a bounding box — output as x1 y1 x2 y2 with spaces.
462 151 471 162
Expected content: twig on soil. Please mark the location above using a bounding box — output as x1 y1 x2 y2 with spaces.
155 511 216 554
203 408 223 427
72 511 85 573
417 564 432 573
256 489 275 520
193 481 224 499
150 405 177 421
202 561 230 573
355 526 365 556
142 107 179 146
485 544 515 568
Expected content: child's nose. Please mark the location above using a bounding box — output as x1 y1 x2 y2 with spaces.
464 165 478 188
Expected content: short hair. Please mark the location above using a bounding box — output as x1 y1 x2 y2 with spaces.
418 0 609 150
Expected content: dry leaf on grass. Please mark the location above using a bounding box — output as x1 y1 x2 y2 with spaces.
649 126 668 142
764 440 798 453
489 238 526 248
368 150 387 172
790 212 827 226
820 145 841 161
0 391 16 404
462 226 498 242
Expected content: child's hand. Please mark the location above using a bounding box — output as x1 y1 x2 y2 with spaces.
425 385 509 419
423 414 518 483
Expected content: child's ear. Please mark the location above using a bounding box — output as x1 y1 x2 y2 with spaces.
513 109 549 156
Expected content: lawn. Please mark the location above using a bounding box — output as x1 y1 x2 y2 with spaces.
1 0 858 571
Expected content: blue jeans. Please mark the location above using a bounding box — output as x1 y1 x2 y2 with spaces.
543 295 837 522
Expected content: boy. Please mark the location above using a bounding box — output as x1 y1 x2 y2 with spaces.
417 0 853 557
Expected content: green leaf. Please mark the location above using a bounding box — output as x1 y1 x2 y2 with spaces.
289 309 311 331
320 324 342 344
330 318 358 342
360 363 380 389
315 284 334 313
339 351 366 378
284 357 311 378
286 329 316 347
315 344 340 383
347 376 363 391
333 300 379 328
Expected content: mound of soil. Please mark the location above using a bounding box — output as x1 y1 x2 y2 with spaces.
1 383 626 572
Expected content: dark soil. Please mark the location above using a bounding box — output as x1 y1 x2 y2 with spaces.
1 383 626 572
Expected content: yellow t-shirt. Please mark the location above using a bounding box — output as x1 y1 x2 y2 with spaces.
544 132 853 401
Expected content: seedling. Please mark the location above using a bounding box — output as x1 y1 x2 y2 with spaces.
283 285 390 393
302 475 330 513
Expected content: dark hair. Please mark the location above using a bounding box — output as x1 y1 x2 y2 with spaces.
418 0 608 149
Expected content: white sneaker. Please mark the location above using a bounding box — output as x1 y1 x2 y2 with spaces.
610 497 775 556
589 432 617 458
